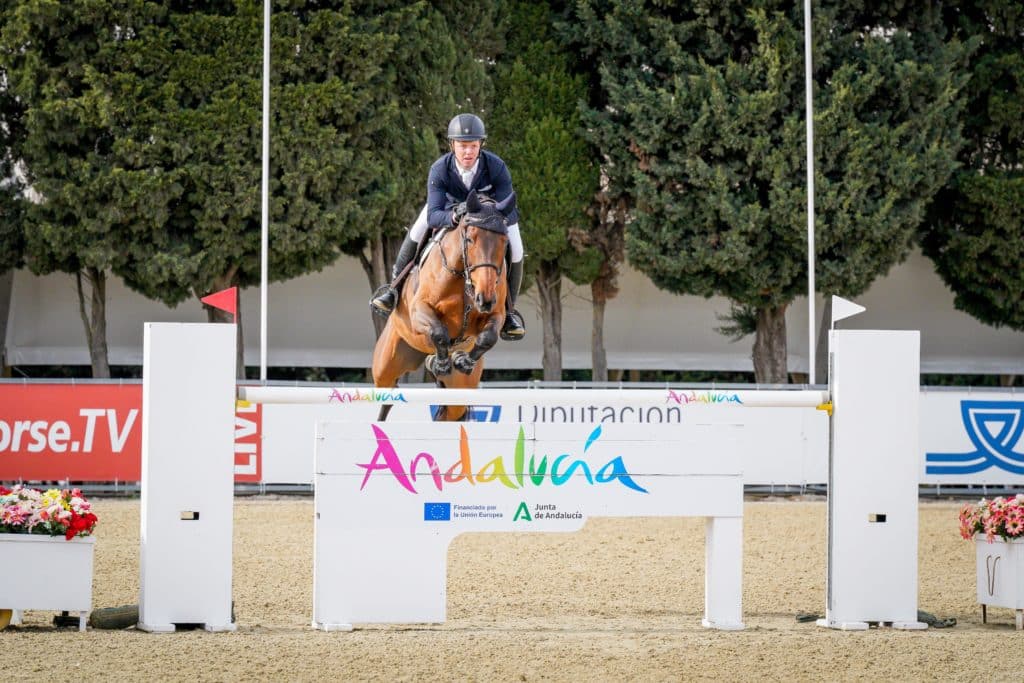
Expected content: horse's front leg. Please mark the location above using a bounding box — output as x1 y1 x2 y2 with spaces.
411 304 452 376
453 316 500 375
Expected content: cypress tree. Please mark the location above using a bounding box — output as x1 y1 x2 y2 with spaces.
0 41 23 274
1 0 149 376
922 2 1024 333
489 0 600 380
568 0 969 382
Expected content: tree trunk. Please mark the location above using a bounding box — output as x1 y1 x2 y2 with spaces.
591 284 607 382
202 270 244 379
536 260 562 382
752 304 788 384
75 267 110 378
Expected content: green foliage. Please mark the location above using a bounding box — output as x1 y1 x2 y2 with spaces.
569 1 968 312
0 32 24 273
354 0 495 246
488 1 600 284
2 0 137 279
109 1 407 303
922 1 1024 330
3 1 473 307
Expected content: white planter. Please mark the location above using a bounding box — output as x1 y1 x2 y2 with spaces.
976 534 1024 630
0 533 95 631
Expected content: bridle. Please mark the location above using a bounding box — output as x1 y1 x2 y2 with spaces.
436 219 507 346
438 221 506 293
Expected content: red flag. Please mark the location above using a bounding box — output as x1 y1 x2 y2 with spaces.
201 286 237 319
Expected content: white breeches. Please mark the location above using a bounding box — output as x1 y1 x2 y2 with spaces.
409 204 523 263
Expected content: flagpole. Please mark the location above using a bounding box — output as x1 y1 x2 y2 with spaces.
804 0 816 385
259 0 270 383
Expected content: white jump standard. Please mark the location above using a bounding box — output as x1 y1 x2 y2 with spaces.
138 323 237 632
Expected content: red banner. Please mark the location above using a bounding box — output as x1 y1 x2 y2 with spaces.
0 383 260 483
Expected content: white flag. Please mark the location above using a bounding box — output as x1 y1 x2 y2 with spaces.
831 295 866 326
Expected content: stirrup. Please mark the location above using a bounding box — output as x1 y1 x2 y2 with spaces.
369 285 396 319
500 310 526 341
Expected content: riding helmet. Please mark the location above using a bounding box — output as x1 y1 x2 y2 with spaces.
447 113 487 141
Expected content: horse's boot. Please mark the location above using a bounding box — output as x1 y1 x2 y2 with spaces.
370 234 419 317
500 260 526 341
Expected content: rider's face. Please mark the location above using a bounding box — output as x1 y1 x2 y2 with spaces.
452 140 481 170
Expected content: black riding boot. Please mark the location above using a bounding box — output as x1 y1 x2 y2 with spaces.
370 234 419 317
501 260 526 340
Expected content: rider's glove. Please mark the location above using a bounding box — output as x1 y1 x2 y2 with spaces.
452 202 468 225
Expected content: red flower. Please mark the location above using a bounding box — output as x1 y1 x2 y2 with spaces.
64 509 98 540
0 485 9 495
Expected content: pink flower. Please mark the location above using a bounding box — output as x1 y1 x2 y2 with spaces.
984 517 1000 541
1005 517 1024 537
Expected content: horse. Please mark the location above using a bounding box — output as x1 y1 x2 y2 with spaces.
372 190 514 421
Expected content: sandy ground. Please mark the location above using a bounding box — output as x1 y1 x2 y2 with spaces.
2 498 1022 681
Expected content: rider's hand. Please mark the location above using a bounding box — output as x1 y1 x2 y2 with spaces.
452 202 468 225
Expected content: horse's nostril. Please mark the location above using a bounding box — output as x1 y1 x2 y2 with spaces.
475 294 494 312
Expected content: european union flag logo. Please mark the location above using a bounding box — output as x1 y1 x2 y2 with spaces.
424 502 451 521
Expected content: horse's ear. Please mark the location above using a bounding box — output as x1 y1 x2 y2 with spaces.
466 189 482 214
495 191 516 214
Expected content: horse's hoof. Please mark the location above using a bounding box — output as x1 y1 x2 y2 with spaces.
452 351 476 375
425 354 451 377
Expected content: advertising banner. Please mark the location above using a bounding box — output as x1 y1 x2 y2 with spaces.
0 383 260 483
921 390 1024 486
3 383 1019 487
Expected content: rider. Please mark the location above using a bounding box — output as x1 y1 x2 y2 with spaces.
369 113 526 341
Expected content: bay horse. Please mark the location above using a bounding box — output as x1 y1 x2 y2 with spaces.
372 190 514 421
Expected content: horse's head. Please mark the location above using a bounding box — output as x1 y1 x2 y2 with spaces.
459 190 514 314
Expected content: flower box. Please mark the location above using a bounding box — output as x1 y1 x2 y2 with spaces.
975 534 1024 630
0 533 96 631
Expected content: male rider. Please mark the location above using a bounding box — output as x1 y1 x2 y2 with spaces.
369 113 526 340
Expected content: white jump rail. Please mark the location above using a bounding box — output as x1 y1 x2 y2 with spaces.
238 386 830 408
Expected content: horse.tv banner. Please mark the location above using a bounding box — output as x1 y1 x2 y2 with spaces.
0 383 260 483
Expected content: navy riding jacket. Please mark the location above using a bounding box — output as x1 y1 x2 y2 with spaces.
426 150 519 229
